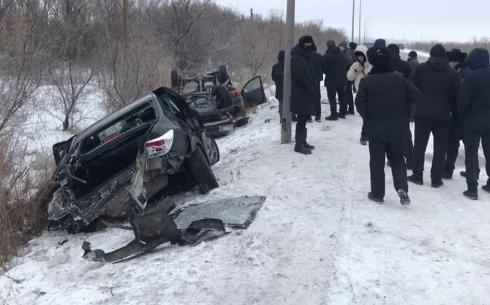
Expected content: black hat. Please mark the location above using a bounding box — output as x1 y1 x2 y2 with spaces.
298 35 314 50
374 39 387 47
430 44 447 58
349 42 357 51
327 40 336 49
368 46 391 67
408 50 418 58
447 48 467 63
387 44 400 55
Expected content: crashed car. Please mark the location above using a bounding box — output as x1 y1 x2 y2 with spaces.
48 87 220 233
171 65 267 137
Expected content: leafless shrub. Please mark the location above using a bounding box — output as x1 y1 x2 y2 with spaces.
408 37 490 53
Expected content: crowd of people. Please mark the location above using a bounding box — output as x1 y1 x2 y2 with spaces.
272 36 490 204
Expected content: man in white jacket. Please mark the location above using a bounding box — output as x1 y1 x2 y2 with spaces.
347 45 373 144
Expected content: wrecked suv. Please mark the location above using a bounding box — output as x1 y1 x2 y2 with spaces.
48 87 220 233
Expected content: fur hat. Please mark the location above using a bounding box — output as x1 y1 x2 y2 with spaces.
430 44 447 58
298 36 315 51
447 48 467 63
408 50 418 58
374 39 387 48
349 42 358 51
368 46 391 67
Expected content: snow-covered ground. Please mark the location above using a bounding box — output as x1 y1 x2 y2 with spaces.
1 86 490 305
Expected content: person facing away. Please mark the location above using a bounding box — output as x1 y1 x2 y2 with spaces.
443 48 469 179
340 41 355 115
408 44 460 188
322 40 348 120
458 48 490 200
407 50 420 74
347 44 373 145
355 46 419 205
272 50 285 121
309 42 324 122
290 35 317 155
387 44 411 78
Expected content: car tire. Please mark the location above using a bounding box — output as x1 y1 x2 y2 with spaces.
171 70 179 88
186 145 219 194
218 65 228 84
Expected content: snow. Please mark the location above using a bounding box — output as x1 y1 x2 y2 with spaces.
400 49 430 62
2 86 490 305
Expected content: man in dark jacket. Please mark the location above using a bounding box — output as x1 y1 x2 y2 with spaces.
291 35 317 155
342 41 356 115
272 50 285 121
407 51 420 74
356 46 419 205
458 48 490 200
388 44 411 78
322 40 348 120
443 49 469 179
309 43 324 122
408 44 460 187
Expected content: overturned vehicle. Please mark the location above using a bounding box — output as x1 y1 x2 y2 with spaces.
171 66 267 137
48 87 220 233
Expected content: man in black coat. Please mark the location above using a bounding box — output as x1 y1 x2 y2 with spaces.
272 50 285 121
309 43 324 122
458 48 490 199
408 44 460 187
356 46 419 205
343 41 356 115
291 35 317 155
388 44 411 78
322 40 348 120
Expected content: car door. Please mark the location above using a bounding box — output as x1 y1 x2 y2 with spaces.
241 76 267 107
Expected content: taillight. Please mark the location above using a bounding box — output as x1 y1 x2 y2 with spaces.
145 130 174 158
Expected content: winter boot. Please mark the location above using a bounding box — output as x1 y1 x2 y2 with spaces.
463 189 478 200
397 189 411 206
482 184 490 193
368 192 384 204
294 130 312 155
460 171 467 178
315 116 321 122
408 174 423 185
431 179 443 188
304 128 315 150
442 170 453 180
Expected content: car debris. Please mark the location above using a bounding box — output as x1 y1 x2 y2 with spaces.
48 87 220 234
171 66 267 137
82 196 266 263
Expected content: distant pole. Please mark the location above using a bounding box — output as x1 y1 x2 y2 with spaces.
281 0 295 144
358 0 362 44
351 0 355 42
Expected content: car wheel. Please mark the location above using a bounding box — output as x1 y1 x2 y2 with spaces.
186 145 219 194
171 70 179 88
218 65 229 84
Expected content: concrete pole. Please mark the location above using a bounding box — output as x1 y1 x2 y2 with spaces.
281 0 295 144
351 0 355 42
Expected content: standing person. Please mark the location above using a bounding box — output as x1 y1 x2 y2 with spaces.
408 44 460 187
458 48 490 199
341 41 355 115
387 44 411 78
272 50 285 121
322 40 348 120
309 42 324 122
347 45 372 145
407 51 420 74
290 35 317 155
443 49 469 179
356 46 419 204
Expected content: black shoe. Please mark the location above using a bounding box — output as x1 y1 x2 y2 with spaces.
460 171 467 178
442 171 453 180
408 175 423 185
303 128 315 150
360 136 368 146
294 145 312 155
338 114 346 119
482 184 490 193
347 109 355 115
431 180 443 188
368 192 384 204
325 115 338 121
397 189 411 205
463 190 478 200
315 116 321 122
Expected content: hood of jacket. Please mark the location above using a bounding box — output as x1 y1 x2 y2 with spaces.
353 45 369 64
465 48 490 70
428 56 449 72
291 44 310 59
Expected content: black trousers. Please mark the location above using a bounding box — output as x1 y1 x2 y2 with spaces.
412 118 450 181
406 127 414 169
326 84 346 117
369 135 408 198
345 82 354 112
463 129 490 191
444 122 463 174
314 81 321 117
296 114 309 132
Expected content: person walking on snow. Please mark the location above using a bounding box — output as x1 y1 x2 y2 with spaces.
347 44 372 145
408 44 460 188
458 48 490 200
309 42 324 122
290 36 317 155
322 40 348 120
355 46 419 205
272 50 285 121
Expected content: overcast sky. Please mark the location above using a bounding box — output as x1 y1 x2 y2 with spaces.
215 0 488 42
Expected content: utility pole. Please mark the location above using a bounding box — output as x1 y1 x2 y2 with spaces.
358 0 362 44
351 0 355 42
281 0 295 144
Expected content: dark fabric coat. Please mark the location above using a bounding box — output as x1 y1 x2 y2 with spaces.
272 61 284 101
458 48 490 131
391 53 411 78
290 44 316 116
410 57 460 120
322 47 348 87
309 52 324 82
407 57 419 74
356 68 419 139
